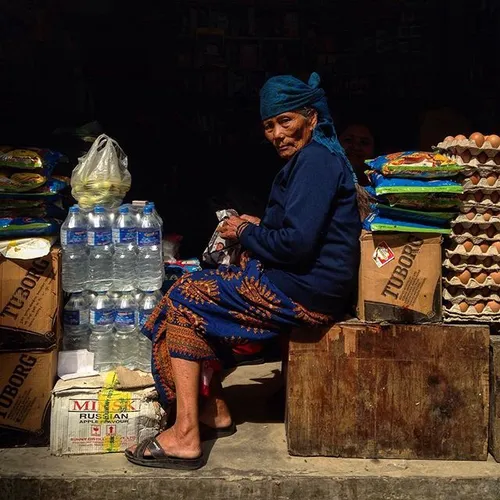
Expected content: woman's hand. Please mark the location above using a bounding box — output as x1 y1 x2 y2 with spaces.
241 214 261 225
218 216 249 240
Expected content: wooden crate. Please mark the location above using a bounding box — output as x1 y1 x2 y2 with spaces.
489 336 500 461
286 321 489 460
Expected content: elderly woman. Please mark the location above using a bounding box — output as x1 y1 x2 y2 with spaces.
125 73 362 469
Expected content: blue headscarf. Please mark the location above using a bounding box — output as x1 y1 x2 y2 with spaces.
259 72 358 183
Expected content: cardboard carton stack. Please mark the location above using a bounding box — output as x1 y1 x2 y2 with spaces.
0 247 62 446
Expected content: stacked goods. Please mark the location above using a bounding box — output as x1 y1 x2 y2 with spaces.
61 202 164 374
363 151 463 234
0 147 68 243
437 133 500 323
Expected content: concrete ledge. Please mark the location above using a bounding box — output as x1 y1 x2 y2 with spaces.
2 364 500 500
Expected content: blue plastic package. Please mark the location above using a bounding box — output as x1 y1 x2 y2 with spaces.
368 173 463 195
362 213 451 234
371 203 454 226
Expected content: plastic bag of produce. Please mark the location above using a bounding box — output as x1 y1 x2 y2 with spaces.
365 151 462 178
362 213 451 234
71 134 131 209
0 217 62 238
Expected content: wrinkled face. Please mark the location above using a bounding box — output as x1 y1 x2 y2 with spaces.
339 124 375 167
263 111 318 160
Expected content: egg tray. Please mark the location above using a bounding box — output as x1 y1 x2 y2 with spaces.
445 243 500 257
442 258 500 273
443 311 499 323
443 287 500 304
444 275 500 289
453 213 500 225
445 153 500 167
461 202 500 214
452 220 500 231
461 178 500 192
460 165 500 176
437 137 500 153
460 193 500 207
452 233 500 244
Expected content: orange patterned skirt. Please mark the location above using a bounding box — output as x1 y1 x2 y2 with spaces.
143 256 333 406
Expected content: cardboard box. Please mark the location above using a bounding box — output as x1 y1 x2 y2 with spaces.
50 372 165 455
357 231 442 323
0 348 58 447
0 247 62 350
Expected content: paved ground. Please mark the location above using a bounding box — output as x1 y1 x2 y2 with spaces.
2 363 500 500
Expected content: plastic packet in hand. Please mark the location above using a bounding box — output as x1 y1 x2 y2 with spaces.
202 209 241 266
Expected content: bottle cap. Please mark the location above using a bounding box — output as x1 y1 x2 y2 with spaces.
69 205 80 213
143 206 153 214
94 206 105 213
119 206 129 214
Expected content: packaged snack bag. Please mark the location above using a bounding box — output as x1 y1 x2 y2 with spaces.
365 151 462 178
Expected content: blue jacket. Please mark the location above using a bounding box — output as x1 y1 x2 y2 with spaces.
240 141 361 315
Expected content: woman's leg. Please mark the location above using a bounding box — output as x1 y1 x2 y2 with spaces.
127 357 202 459
199 372 232 429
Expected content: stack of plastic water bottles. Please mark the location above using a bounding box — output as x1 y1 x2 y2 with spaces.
60 201 165 373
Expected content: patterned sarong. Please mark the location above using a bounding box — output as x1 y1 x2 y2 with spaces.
143 255 333 407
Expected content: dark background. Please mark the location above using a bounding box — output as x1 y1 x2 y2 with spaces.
1 0 499 257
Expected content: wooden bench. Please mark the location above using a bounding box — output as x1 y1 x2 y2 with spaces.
285 321 489 460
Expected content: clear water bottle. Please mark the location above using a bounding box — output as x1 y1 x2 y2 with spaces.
83 290 97 307
136 205 163 291
61 205 88 293
63 292 90 350
136 332 152 372
114 328 137 369
108 290 121 305
134 289 144 304
113 291 138 368
112 205 137 291
138 291 160 330
87 206 114 292
146 201 163 230
88 291 115 372
135 291 159 372
114 291 138 333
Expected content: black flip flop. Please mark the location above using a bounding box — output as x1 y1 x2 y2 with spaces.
125 437 204 470
199 421 237 441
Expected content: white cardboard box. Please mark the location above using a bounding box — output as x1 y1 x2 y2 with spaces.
50 371 165 455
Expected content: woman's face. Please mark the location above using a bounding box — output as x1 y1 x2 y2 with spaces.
263 111 317 160
339 124 375 168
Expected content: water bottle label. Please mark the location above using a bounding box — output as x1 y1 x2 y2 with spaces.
62 229 86 246
115 310 137 326
139 309 154 327
113 228 137 244
64 309 89 326
88 229 112 246
90 309 115 326
138 229 161 246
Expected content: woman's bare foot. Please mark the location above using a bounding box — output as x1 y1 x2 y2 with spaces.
126 423 201 458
